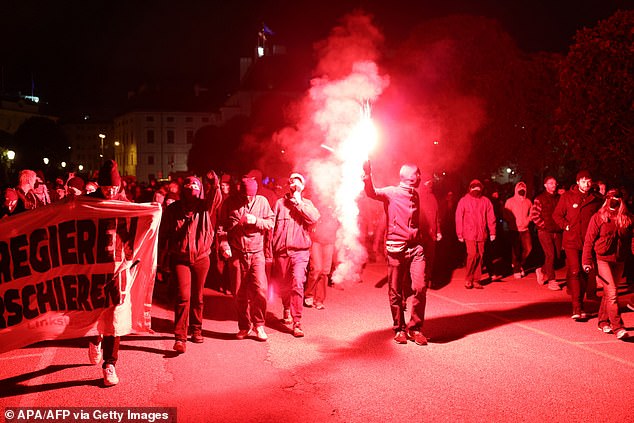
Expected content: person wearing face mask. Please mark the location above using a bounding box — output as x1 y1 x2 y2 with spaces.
86 159 129 386
271 172 320 338
455 179 497 290
364 161 428 346
582 189 632 340
503 181 533 279
530 176 563 291
219 176 274 341
553 170 603 321
159 172 222 353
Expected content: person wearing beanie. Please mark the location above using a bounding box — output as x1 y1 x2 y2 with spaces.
159 171 222 353
363 160 428 346
66 176 86 197
85 160 129 386
503 181 533 279
218 176 274 341
582 189 632 340
1 188 20 218
418 170 442 289
271 172 320 338
455 179 497 289
553 170 602 320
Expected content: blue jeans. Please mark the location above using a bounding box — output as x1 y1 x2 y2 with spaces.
386 244 427 332
275 249 310 323
596 260 624 331
172 255 210 341
305 242 334 305
229 250 268 330
537 230 561 282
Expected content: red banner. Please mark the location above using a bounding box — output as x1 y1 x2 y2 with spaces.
0 197 161 354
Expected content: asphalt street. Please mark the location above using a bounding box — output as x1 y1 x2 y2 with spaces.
1 263 633 422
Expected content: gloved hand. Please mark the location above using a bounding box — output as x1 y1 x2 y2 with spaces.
458 237 464 243
436 233 443 242
363 160 372 176
583 264 592 273
222 247 232 259
490 235 496 242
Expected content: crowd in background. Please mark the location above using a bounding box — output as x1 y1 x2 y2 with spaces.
2 162 634 385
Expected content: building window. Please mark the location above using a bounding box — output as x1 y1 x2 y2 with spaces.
167 129 175 144
147 129 155 144
186 130 194 144
146 116 154 122
185 117 193 123
166 116 174 122
148 155 154 165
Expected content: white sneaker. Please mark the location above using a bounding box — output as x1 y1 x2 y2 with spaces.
616 329 629 340
103 364 119 386
547 280 562 291
303 297 314 307
535 268 545 285
254 326 268 342
88 341 102 365
513 272 522 279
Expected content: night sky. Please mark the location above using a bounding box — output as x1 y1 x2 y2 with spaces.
2 0 633 114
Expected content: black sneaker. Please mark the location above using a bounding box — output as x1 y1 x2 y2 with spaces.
394 331 408 344
191 332 204 343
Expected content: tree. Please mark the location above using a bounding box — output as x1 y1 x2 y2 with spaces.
558 9 634 185
382 15 561 190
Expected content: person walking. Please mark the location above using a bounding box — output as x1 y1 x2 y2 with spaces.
553 170 602 320
159 172 222 353
455 179 497 289
503 181 533 279
582 189 632 340
220 176 274 341
363 161 428 346
531 176 563 290
86 160 129 386
304 197 338 310
271 173 320 338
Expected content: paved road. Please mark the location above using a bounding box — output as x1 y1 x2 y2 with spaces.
1 263 633 422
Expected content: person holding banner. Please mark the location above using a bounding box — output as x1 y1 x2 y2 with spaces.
159 171 222 353
87 159 129 386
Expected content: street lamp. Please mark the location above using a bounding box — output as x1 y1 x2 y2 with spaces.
43 157 49 165
99 133 106 158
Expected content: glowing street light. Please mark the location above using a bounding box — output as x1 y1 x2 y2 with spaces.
61 161 67 168
99 133 106 158
43 157 49 165
78 164 84 171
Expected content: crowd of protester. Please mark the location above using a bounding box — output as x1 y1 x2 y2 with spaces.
2 160 634 387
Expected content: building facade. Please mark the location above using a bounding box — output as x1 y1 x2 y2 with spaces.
114 111 221 182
